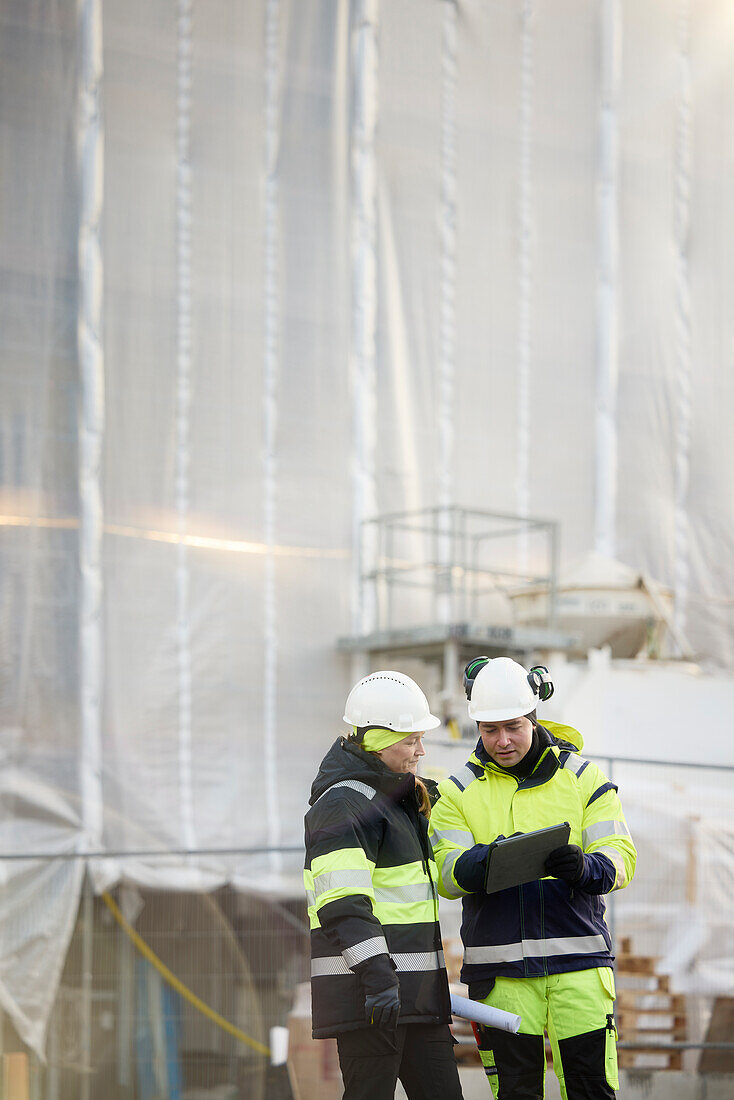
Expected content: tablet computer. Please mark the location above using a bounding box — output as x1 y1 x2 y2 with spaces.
484 822 571 894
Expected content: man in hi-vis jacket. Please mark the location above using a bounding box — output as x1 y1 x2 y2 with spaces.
429 657 636 1099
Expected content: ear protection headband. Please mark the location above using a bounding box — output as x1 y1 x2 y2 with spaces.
527 664 554 702
463 656 489 700
462 657 555 703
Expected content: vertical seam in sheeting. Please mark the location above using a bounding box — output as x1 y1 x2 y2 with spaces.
673 0 692 651
437 0 457 625
516 0 534 572
176 0 196 852
351 0 379 636
594 0 621 559
77 0 104 851
264 0 282 863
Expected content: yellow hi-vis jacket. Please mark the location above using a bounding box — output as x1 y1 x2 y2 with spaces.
428 721 636 986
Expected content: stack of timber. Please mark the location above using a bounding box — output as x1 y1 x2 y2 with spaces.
615 936 687 1070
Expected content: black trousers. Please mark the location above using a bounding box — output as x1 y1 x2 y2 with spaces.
336 1022 464 1100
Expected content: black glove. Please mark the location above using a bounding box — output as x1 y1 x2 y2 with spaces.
358 954 401 1029
545 843 586 885
364 984 401 1029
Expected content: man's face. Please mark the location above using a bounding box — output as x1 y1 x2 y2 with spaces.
478 716 534 767
377 732 426 774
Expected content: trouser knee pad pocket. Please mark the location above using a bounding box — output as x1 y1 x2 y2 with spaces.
476 1026 545 1099
558 1025 617 1099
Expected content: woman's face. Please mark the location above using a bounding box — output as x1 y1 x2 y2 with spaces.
377 731 426 774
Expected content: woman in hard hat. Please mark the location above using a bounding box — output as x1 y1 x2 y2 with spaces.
429 656 637 1099
304 670 464 1100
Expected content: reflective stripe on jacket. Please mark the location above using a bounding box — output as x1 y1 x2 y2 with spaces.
428 722 636 986
304 737 452 1037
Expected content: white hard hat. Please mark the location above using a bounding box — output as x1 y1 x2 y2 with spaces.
343 670 441 733
468 657 540 722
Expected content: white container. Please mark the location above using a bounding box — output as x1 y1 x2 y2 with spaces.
510 551 675 659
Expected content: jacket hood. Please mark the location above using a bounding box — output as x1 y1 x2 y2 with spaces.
542 719 584 752
309 736 414 806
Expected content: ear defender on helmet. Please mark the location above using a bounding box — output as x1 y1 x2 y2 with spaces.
527 665 554 702
463 656 490 700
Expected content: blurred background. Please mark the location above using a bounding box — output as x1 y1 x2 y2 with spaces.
1 0 734 1096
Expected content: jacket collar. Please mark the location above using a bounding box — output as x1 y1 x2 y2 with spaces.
472 723 562 789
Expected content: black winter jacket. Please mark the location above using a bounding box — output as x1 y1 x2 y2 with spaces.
304 737 452 1037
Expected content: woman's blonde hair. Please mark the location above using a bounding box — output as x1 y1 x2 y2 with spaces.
414 776 432 818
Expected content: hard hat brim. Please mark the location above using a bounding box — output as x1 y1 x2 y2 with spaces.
342 712 442 733
468 705 534 723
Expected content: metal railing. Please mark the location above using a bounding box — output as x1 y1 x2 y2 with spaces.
359 505 559 632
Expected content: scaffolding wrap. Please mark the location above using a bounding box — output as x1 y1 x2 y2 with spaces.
77 0 104 855
175 0 196 855
351 0 379 636
1 0 734 1062
437 0 458 626
673 0 693 653
516 0 534 571
594 0 621 560
263 0 283 866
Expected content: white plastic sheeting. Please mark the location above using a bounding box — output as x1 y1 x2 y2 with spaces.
2 0 734 1054
263 0 283 869
672 0 693 651
436 0 457 622
595 0 621 560
516 0 533 543
351 0 379 635
77 0 105 854
175 0 196 856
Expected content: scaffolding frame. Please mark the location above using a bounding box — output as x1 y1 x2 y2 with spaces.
339 506 578 705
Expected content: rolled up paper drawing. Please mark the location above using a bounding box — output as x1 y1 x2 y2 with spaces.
450 992 521 1034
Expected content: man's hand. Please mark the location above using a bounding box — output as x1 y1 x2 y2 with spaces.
364 984 401 1029
545 843 586 885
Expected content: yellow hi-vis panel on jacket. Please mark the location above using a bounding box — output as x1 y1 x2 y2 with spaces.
430 729 635 902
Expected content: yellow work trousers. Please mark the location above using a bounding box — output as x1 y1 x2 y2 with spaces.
475 968 619 1099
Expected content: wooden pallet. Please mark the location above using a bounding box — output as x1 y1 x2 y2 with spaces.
615 937 686 1071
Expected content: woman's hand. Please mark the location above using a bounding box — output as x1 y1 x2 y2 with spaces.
364 984 401 1029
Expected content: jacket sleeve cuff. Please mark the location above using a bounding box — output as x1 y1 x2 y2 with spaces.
353 951 398 988
578 851 617 894
454 844 491 892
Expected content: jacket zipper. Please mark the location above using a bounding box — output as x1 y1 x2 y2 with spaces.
539 879 548 976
